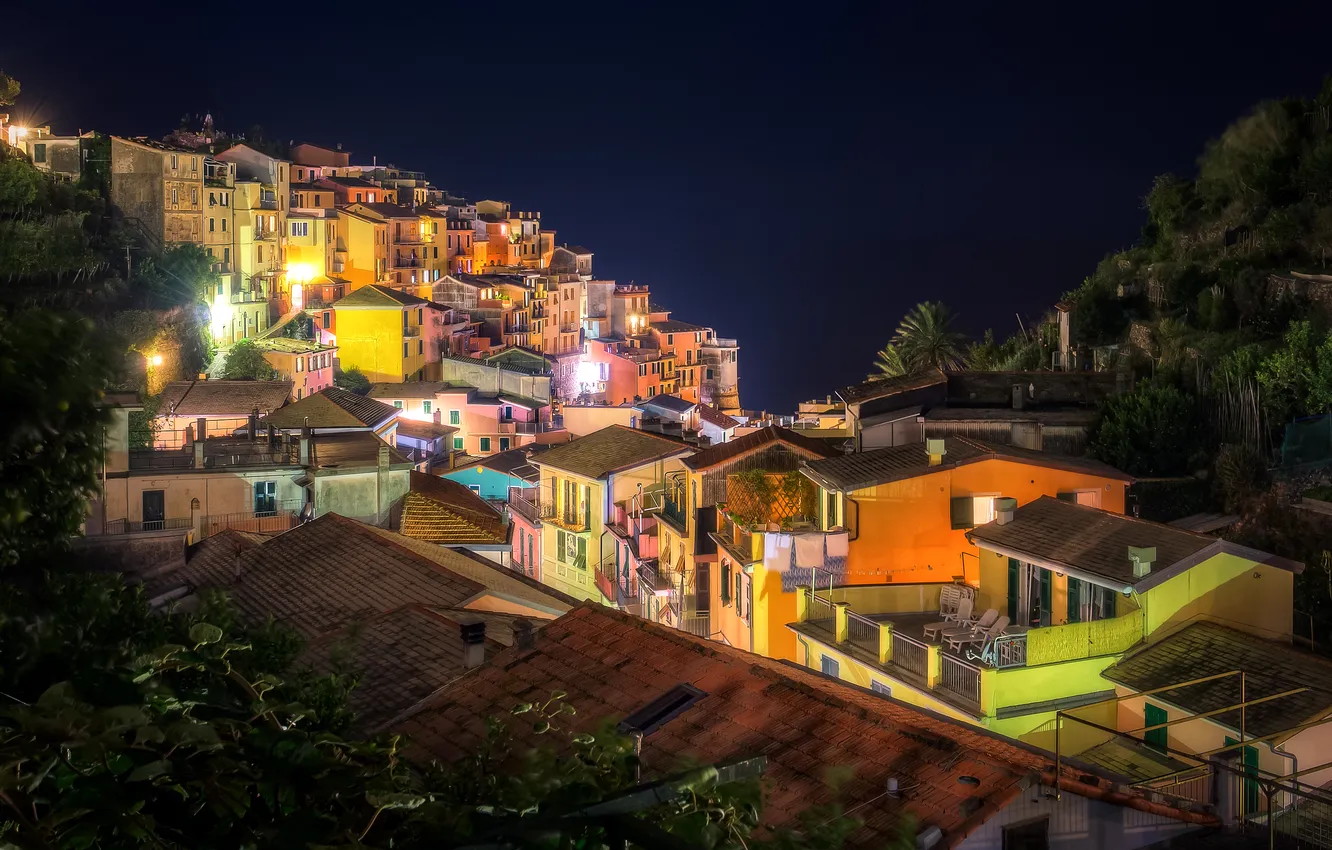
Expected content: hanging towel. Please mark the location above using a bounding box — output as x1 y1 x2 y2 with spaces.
794 533 824 568
764 533 779 559
825 531 850 558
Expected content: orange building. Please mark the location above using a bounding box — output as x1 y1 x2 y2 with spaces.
316 175 393 205
799 437 1132 587
255 339 339 401
649 315 706 403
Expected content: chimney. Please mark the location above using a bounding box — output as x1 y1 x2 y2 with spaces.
378 443 390 470
1011 384 1025 410
995 497 1018 525
299 426 312 465
512 618 535 649
248 408 260 440
926 438 947 466
1128 546 1157 579
461 620 486 668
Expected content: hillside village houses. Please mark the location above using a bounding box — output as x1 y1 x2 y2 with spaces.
39 117 1328 848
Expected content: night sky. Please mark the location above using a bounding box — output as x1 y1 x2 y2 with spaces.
7 2 1332 411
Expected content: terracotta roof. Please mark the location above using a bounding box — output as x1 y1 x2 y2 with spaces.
367 382 452 400
262 387 399 430
650 319 705 333
184 514 568 638
642 393 696 415
139 529 272 598
967 497 1214 587
558 245 593 255
801 436 1131 492
298 605 509 730
334 285 430 308
682 426 840 471
159 380 293 416
395 605 1210 847
310 431 413 468
533 425 691 480
1103 622 1332 739
347 201 419 219
840 368 946 404
318 175 378 188
399 472 508 545
396 419 458 441
697 404 741 431
449 446 549 481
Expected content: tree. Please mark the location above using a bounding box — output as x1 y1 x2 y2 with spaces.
1088 381 1205 476
1256 320 1321 425
0 71 19 106
0 310 118 569
883 301 965 375
868 343 907 380
335 366 371 395
220 338 278 380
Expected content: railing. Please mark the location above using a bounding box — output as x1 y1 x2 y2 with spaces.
402 325 421 338
253 228 276 240
129 444 301 471
808 591 834 623
890 631 929 680
636 560 669 595
259 197 278 210
200 507 300 539
846 611 880 655
989 633 1027 669
661 497 688 529
507 488 541 524
393 257 423 268
679 614 711 638
212 262 233 274
594 567 616 603
540 500 589 531
1142 767 1214 807
101 517 193 535
939 654 982 708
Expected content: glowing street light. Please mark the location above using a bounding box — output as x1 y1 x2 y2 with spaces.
149 354 164 367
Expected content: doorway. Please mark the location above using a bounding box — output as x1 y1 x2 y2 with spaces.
141 490 165 531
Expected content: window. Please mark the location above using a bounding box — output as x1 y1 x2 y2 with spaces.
950 495 997 529
1057 490 1101 508
171 187 178 205
502 405 513 420
296 358 304 373
254 482 277 516
499 437 510 451
528 533 534 567
221 219 227 232
422 401 432 414
403 342 408 358
191 187 198 205
393 400 403 409
170 154 178 169
468 484 481 493
871 681 892 696
355 192 363 202
721 562 732 604
736 573 745 617
32 143 47 163
1144 703 1168 752
296 388 302 399
820 656 840 678
221 193 228 206
418 340 423 355
209 218 215 233
323 311 331 327
449 410 460 425
1001 818 1049 850
453 437 464 450
291 221 309 237
209 192 216 206
141 490 165 530
1067 578 1116 624
480 437 491 452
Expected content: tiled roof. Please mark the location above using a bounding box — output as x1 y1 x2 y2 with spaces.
262 387 399 430
642 394 696 415
924 406 1097 424
368 382 451 400
533 425 691 480
334 285 430 308
697 404 741 430
395 605 1209 847
801 436 1131 492
159 380 293 416
252 337 334 354
347 201 419 219
1103 622 1332 738
558 244 592 255
398 472 507 545
318 175 378 188
310 431 414 469
840 368 946 404
450 446 549 481
967 497 1213 587
682 426 840 471
396 419 458 441
298 605 509 730
141 529 272 598
184 514 569 638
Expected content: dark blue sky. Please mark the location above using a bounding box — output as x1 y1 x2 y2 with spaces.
7 1 1332 410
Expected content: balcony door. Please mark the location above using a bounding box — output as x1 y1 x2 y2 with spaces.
142 490 165 531
1007 558 1052 628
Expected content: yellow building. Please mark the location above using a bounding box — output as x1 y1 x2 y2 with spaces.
337 206 389 290
284 211 345 311
788 496 1299 754
528 426 693 602
331 285 430 383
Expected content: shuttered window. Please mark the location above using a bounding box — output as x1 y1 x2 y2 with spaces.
950 497 974 530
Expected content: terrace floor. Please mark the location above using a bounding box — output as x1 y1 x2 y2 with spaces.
1077 738 1193 783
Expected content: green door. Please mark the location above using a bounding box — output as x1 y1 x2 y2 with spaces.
1067 577 1082 624
1038 569 1052 627
1007 558 1019 622
1225 736 1260 815
1144 703 1168 752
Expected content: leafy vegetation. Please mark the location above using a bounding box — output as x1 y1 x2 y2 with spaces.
219 338 278 380
335 366 371 395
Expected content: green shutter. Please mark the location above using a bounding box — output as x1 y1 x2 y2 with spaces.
575 536 587 570
1146 704 1169 751
1057 492 1077 503
950 497 973 529
1007 557 1019 622
1067 577 1082 624
721 563 731 603
557 530 567 563
1039 569 1052 627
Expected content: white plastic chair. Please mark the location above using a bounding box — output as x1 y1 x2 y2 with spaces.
947 614 1010 653
941 608 998 648
923 597 973 640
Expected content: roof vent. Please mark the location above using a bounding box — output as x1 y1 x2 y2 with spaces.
995 497 1018 525
926 438 947 466
616 683 706 736
460 620 486 668
1129 546 1157 579
916 825 943 850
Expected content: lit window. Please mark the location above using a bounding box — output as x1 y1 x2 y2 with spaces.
393 400 403 409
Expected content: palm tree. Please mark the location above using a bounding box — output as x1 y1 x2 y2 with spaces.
870 343 908 380
890 301 965 373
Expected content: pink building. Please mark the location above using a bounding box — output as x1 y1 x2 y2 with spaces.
507 485 542 581
367 382 553 458
603 499 660 612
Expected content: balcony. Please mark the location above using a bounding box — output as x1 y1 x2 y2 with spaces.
392 256 423 269
211 261 233 274
253 228 277 241
540 499 589 532
100 517 194 536
128 435 301 472
710 513 758 564
402 325 421 338
636 559 673 596
507 487 542 525
200 504 302 539
259 196 278 210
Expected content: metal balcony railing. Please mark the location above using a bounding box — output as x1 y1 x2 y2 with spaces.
890 631 929 681
539 500 588 532
938 654 982 709
507 487 541 524
393 256 423 268
402 325 421 338
100 517 193 535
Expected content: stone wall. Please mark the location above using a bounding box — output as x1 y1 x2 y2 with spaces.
110 138 166 244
